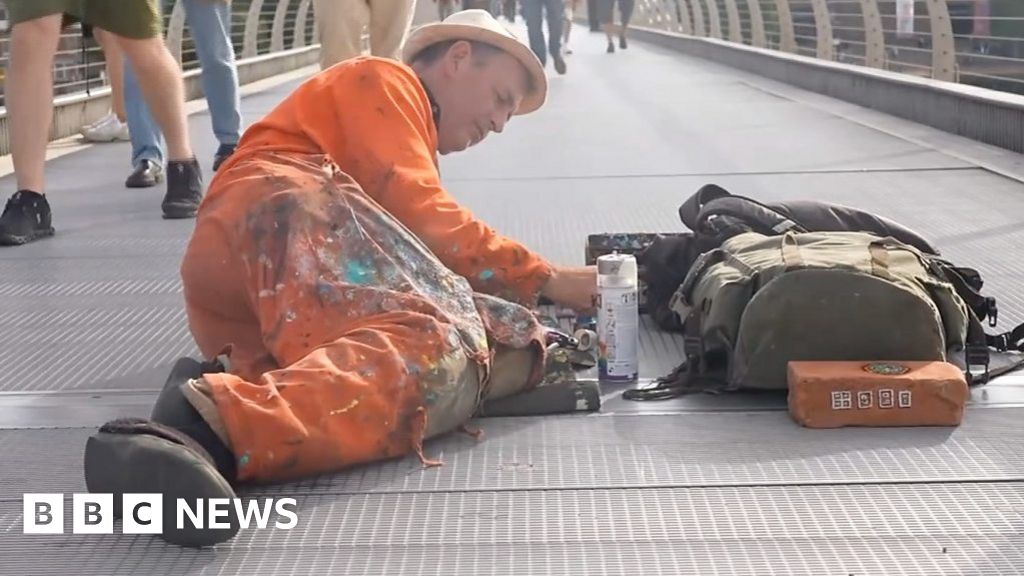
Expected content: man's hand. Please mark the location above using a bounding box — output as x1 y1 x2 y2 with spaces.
541 266 598 313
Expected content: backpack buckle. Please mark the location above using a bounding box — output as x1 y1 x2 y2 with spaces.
965 344 990 385
986 297 998 327
683 336 703 362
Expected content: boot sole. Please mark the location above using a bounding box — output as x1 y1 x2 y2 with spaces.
162 205 199 219
84 432 239 547
0 227 55 246
125 174 164 188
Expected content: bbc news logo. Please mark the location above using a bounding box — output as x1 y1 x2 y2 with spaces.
23 494 298 534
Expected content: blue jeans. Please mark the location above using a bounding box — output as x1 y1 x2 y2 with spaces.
124 0 242 166
522 0 564 66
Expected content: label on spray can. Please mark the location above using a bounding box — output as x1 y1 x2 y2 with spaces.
597 253 639 382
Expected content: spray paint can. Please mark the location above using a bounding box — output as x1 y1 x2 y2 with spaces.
597 253 639 382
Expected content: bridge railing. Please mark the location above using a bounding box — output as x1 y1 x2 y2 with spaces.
632 0 1024 95
0 0 322 154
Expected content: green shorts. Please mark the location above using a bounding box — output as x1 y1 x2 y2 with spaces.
4 0 163 39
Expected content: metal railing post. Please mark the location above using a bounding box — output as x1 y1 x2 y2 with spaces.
747 0 766 48
859 0 885 68
677 0 694 34
809 0 834 60
704 0 723 39
774 0 797 53
690 0 707 37
294 0 313 49
723 0 744 43
243 0 267 58
271 0 292 52
925 0 956 81
166 0 186 65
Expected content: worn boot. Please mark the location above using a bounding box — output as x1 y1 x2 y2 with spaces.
83 417 240 547
150 357 238 480
0 191 55 246
84 358 240 548
212 144 236 172
161 159 204 219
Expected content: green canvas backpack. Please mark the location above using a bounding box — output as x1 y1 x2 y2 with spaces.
654 230 973 394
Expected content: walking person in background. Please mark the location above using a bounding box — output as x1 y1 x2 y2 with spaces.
599 0 634 53
522 0 567 74
313 0 418 68
0 1 201 246
561 0 580 55
80 26 131 142
435 0 455 20
121 0 242 190
502 0 517 22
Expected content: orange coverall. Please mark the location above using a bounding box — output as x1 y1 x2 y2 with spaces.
180 57 555 483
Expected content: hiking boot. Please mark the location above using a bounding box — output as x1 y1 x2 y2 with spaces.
150 357 237 481
0 190 55 246
161 159 203 219
125 159 164 188
212 143 236 172
84 417 240 547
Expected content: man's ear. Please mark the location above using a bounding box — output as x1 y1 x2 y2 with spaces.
444 40 473 75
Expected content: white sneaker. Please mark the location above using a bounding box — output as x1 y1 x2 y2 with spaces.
80 112 114 135
82 114 130 142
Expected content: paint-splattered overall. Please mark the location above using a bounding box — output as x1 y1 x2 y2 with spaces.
179 57 555 484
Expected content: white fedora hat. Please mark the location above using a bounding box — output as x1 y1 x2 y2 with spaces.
402 10 547 115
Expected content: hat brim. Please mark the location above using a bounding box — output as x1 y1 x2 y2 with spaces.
402 23 547 116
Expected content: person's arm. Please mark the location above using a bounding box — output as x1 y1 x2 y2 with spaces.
296 61 554 305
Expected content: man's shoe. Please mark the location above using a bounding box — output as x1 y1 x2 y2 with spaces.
620 36 628 49
84 417 240 547
212 144 236 172
553 55 567 75
125 159 164 188
607 42 615 53
151 357 237 480
161 159 204 219
0 190 55 246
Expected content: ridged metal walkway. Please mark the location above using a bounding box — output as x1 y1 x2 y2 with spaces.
1 24 1023 576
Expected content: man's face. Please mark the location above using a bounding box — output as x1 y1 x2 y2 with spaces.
431 42 530 155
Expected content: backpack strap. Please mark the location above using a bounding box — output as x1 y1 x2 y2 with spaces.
987 322 1024 353
930 259 998 326
679 185 807 245
678 184 732 231
621 308 731 401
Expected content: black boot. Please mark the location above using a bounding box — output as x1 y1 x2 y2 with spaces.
161 159 204 219
212 144 236 172
84 417 240 547
0 190 55 246
150 357 238 481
